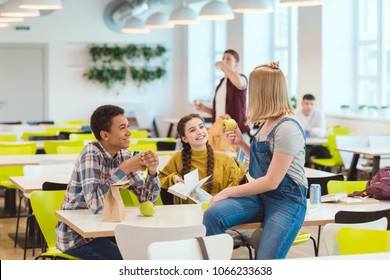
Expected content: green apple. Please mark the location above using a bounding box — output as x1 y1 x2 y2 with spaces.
140 201 155 217
222 119 237 132
201 201 209 213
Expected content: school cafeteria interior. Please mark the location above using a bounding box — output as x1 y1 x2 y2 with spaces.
1 0 390 261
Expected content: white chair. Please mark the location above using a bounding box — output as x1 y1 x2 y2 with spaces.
335 135 371 171
114 224 206 260
368 135 390 147
323 217 388 255
147 233 234 260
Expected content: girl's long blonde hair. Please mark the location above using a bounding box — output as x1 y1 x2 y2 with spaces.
247 61 294 124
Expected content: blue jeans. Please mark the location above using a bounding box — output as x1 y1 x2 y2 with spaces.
203 184 307 259
64 237 123 260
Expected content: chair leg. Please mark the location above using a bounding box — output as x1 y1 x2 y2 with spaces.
14 194 24 248
310 236 318 256
23 214 32 260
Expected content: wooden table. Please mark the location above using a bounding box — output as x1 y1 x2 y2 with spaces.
0 154 78 166
9 175 71 194
337 146 390 180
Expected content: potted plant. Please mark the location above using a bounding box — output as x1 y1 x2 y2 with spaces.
340 105 351 115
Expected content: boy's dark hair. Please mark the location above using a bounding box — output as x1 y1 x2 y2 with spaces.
302 93 315 101
224 49 240 63
90 105 124 140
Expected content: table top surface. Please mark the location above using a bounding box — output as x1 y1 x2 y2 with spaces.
337 146 390 156
0 154 78 166
306 137 328 145
10 175 71 193
55 200 390 238
56 204 204 238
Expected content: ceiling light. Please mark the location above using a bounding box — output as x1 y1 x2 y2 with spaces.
121 17 149 34
169 5 199 25
0 1 40 17
0 17 25 23
280 0 322 7
19 0 63 10
199 0 234 20
233 0 273 13
145 12 174 29
0 22 9 28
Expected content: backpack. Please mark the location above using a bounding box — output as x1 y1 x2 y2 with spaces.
366 168 390 200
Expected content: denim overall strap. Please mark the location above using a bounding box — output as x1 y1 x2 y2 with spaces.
249 117 305 179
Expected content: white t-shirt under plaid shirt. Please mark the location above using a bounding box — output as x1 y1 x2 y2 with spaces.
55 142 160 252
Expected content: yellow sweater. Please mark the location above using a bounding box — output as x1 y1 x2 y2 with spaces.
158 149 243 204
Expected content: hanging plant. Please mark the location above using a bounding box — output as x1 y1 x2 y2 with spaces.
130 66 167 87
85 43 167 90
86 65 127 89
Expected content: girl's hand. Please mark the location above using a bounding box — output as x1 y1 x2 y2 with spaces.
224 127 244 146
208 188 231 207
173 175 184 184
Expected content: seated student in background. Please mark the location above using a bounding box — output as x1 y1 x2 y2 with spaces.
295 93 329 165
55 105 160 260
158 113 243 204
295 93 326 138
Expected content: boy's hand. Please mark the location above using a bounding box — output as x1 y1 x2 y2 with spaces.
141 151 159 176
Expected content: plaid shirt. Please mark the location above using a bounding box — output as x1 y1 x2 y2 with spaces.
55 142 160 252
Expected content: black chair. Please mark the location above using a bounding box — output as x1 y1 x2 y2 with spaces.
157 141 176 151
307 173 344 198
23 182 68 259
335 209 390 230
159 189 174 205
0 121 22 125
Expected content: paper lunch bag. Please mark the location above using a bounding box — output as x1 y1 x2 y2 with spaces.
102 185 127 222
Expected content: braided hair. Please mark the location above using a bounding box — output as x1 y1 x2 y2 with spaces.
177 114 214 193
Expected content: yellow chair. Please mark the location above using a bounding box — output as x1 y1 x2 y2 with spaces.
0 143 37 216
136 138 177 151
120 189 163 207
56 119 86 126
45 126 80 134
312 134 344 172
332 126 349 135
69 133 96 141
43 140 84 154
57 145 84 154
131 130 149 138
338 228 390 255
29 190 80 260
327 180 367 195
129 143 157 152
0 134 17 141
21 131 57 141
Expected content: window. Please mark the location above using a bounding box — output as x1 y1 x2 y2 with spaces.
272 3 298 99
356 0 390 107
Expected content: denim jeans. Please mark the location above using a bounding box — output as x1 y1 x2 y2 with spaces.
203 185 307 259
64 237 123 260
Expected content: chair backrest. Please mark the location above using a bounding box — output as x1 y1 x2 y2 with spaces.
332 126 349 135
129 143 157 152
21 131 57 141
56 120 86 126
42 181 68 191
69 133 96 141
368 135 390 147
0 134 17 141
338 227 390 255
148 233 233 260
335 208 390 230
327 180 367 195
323 217 388 255
307 173 344 197
23 163 74 176
45 126 80 134
326 134 343 166
0 142 37 155
43 140 84 154
119 189 163 207
29 190 66 250
335 135 368 169
56 145 84 154
131 130 149 138
157 141 177 151
114 224 206 260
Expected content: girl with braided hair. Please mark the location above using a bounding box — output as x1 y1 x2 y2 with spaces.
203 62 307 259
158 113 243 204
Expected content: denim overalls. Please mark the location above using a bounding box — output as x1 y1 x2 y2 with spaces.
203 117 307 259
